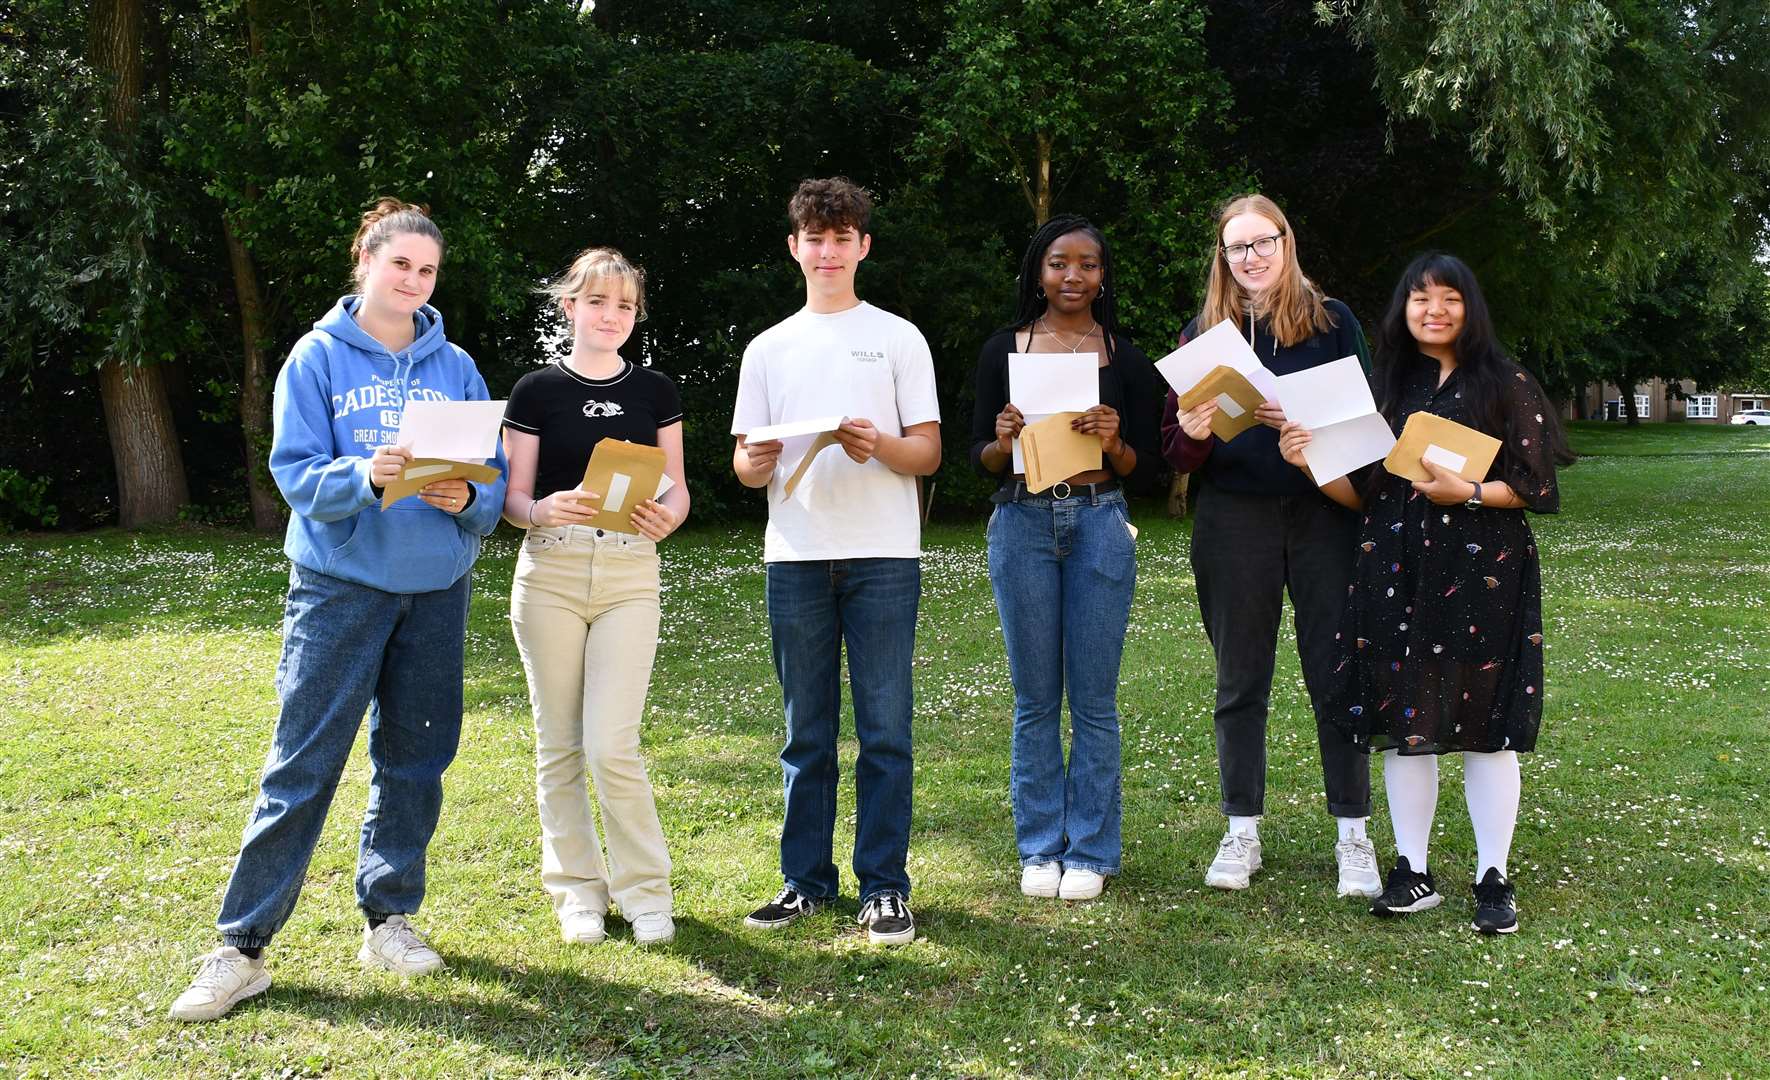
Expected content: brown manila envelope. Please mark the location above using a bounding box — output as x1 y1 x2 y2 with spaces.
1382 411 1502 484
580 438 668 532
380 460 502 509
1019 411 1103 494
1177 364 1265 442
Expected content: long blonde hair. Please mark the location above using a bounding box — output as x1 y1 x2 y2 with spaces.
1198 194 1335 347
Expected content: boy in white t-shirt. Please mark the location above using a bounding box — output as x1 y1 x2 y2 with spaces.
731 178 941 945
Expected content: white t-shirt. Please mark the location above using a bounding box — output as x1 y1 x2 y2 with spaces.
731 301 941 562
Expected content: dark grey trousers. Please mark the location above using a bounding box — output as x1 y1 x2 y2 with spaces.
1190 483 1371 818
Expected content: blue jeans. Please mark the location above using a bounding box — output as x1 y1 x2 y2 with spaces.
217 563 470 949
987 489 1135 875
766 558 919 903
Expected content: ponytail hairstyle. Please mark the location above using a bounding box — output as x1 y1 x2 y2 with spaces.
1198 193 1335 347
540 246 648 323
997 213 1121 364
1373 252 1575 461
351 197 444 288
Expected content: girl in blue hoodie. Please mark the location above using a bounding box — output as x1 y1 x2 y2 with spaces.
170 198 508 1022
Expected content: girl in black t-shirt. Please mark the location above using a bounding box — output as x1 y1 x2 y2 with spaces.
500 247 687 947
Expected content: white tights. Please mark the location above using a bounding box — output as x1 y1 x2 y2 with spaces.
1381 749 1520 879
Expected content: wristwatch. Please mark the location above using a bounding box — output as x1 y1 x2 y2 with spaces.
1464 481 1484 511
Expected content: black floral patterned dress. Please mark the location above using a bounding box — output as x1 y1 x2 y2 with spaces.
1330 355 1561 755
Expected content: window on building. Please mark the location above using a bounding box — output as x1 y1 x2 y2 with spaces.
1688 395 1718 419
1741 398 1764 412
1634 394 1652 418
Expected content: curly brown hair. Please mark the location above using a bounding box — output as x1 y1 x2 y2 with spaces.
787 177 872 237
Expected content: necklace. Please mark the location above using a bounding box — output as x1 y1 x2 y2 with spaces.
1039 316 1097 353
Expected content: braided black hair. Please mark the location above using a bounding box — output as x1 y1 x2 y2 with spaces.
997 213 1120 363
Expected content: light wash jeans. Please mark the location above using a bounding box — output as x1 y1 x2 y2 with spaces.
766 558 920 903
986 488 1135 875
510 525 672 920
217 563 469 949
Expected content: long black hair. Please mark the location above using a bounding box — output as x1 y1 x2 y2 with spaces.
1374 252 1573 465
997 213 1120 363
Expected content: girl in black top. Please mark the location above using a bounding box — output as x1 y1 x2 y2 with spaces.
1279 252 1571 934
969 214 1162 901
1159 194 1380 900
501 247 688 947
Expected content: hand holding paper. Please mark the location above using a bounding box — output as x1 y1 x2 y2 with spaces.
379 399 507 509
1008 352 1099 472
745 415 848 499
1273 357 1395 484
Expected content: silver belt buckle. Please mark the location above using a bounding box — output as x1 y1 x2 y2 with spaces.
1051 481 1072 500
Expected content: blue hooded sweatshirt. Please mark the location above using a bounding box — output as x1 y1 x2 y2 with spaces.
270 296 508 593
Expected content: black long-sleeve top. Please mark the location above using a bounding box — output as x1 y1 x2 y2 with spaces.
968 327 1165 492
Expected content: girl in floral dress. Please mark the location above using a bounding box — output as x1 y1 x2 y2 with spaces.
1278 252 1572 934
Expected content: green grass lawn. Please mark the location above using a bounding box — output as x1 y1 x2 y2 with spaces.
2 423 1767 1078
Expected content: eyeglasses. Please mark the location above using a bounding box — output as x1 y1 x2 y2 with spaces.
1222 231 1285 264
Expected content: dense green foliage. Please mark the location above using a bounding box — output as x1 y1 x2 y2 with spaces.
3 1 1768 528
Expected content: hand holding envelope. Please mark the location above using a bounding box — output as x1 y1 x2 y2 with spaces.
1176 365 1266 442
379 399 507 510
1007 352 1099 471
1383 411 1501 485
580 438 675 533
1153 321 1282 442
1019 412 1103 493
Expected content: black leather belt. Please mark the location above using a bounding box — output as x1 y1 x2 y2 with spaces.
993 478 1121 503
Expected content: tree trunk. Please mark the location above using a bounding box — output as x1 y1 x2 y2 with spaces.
98 362 190 526
92 0 190 526
224 215 284 530
1034 131 1052 226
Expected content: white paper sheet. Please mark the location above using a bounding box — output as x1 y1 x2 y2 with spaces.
1274 356 1377 429
1154 321 1280 403
1008 353 1099 414
655 473 676 499
1271 356 1394 483
394 399 507 462
746 415 846 443
1422 443 1468 474
1007 353 1100 473
1300 412 1397 484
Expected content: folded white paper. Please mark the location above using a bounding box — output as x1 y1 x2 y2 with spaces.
1009 353 1100 473
746 415 846 443
1154 320 1280 404
394 399 507 463
1273 356 1395 483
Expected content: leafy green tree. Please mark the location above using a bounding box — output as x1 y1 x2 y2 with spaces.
1 0 192 525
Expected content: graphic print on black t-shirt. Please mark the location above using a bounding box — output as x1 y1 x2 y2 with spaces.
503 361 683 499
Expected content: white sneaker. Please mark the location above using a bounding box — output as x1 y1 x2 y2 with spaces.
1335 837 1383 898
1205 830 1263 890
1020 861 1061 898
168 946 270 1022
358 914 445 975
1058 867 1106 900
630 911 675 946
560 910 607 945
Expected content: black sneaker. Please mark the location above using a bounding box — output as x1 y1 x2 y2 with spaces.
1472 868 1518 934
1369 856 1443 917
857 892 915 945
744 886 821 929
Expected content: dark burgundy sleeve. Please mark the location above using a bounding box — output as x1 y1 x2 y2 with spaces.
1157 325 1214 473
